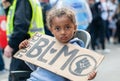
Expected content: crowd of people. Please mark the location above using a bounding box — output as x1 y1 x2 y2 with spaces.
0 0 120 81
88 0 120 52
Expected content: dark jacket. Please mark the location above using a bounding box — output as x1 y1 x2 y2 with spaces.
8 0 32 54
91 2 102 22
4 0 13 15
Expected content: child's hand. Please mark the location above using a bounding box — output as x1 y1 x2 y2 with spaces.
88 70 97 80
19 39 29 49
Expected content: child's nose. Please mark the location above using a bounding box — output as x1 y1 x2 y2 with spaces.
61 29 65 34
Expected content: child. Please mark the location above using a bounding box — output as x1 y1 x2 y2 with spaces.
19 7 96 81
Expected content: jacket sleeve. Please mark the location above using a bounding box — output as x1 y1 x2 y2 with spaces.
25 62 37 71
8 0 32 54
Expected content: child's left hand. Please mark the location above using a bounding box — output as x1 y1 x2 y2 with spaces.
19 39 29 49
88 70 97 80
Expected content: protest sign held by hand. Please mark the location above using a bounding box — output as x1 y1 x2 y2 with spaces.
14 32 104 81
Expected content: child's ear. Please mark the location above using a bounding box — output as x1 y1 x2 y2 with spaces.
74 24 77 31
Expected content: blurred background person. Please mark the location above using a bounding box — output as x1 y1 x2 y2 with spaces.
113 3 120 44
49 0 92 31
107 0 118 43
0 0 7 74
0 48 5 73
39 0 53 36
88 0 110 53
2 0 45 81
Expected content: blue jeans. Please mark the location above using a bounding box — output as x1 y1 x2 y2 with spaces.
0 49 5 71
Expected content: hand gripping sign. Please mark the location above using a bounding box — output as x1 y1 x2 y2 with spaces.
14 32 104 81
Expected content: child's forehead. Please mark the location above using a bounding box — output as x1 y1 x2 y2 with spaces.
52 15 73 22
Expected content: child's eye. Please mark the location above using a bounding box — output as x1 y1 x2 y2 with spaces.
65 26 71 30
54 27 60 31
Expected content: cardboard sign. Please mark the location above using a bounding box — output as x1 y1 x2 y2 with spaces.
14 32 104 81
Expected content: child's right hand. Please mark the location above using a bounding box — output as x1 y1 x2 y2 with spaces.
88 70 97 80
19 39 29 49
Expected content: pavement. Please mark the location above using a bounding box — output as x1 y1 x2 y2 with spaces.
0 56 10 81
0 43 120 81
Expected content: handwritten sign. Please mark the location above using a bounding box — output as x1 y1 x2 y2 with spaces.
14 32 104 81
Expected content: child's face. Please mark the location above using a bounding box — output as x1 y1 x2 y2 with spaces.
49 15 76 43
